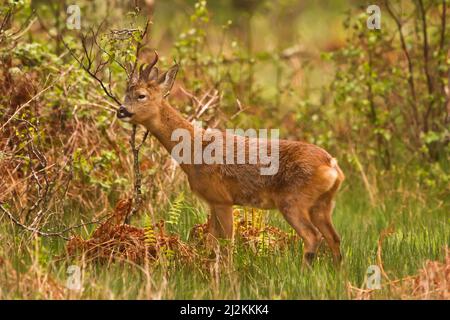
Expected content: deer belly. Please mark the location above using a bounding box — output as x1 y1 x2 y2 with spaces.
232 191 276 209
188 177 234 204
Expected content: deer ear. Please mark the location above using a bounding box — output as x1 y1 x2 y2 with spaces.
157 64 179 97
148 67 159 82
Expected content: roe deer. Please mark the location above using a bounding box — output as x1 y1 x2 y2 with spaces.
117 54 345 266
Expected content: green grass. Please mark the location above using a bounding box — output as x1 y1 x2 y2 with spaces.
0 176 448 299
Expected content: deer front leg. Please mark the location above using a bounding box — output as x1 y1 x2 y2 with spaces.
208 204 234 240
206 204 234 255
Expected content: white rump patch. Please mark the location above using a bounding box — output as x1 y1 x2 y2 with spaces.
330 158 338 168
325 167 338 183
321 166 338 191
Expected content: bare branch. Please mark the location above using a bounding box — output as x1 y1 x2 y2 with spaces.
417 0 434 131
132 20 150 76
0 203 69 240
0 203 111 241
61 25 123 108
439 1 447 53
125 126 150 223
384 0 420 132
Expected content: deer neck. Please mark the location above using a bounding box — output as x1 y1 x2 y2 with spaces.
142 100 195 165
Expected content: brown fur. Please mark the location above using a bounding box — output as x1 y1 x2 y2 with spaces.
120 64 345 266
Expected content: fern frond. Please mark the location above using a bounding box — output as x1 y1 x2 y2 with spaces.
143 214 157 247
166 192 184 226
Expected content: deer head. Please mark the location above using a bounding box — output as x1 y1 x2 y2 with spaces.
117 52 179 125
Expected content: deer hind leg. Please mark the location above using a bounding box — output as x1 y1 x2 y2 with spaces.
310 196 342 265
279 200 322 267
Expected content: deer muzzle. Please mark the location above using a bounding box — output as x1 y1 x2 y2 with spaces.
117 106 134 119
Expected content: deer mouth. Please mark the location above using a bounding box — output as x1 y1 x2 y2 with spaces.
117 106 134 120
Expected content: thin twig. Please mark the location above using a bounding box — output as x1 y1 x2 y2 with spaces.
126 126 150 223
61 25 122 107
0 203 111 241
384 0 420 129
417 0 434 131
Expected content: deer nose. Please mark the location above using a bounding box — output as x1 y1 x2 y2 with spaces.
117 106 133 119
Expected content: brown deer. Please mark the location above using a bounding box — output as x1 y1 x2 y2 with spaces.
117 55 345 266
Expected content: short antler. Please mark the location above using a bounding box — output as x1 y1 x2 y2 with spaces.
139 51 159 82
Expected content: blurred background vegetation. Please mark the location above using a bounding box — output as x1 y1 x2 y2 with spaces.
0 0 448 299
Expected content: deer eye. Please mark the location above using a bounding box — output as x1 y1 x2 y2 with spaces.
137 94 146 101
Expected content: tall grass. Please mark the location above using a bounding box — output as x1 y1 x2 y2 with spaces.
1 172 448 299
